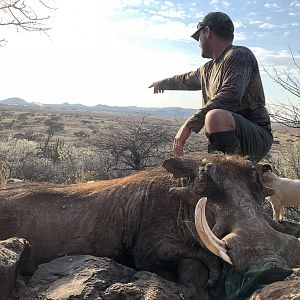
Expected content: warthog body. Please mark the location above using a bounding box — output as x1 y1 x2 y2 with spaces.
0 154 300 299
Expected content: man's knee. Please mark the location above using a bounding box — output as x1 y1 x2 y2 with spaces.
205 109 235 134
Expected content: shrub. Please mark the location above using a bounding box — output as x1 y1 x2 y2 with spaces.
0 137 39 178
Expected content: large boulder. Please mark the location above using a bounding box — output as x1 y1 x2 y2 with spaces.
248 268 300 300
0 237 30 300
16 255 195 300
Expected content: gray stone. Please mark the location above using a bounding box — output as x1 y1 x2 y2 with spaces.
0 237 30 300
16 255 194 300
248 268 300 300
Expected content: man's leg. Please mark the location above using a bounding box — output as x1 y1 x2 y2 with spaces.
205 109 242 155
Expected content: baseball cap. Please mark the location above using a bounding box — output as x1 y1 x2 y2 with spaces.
191 12 234 41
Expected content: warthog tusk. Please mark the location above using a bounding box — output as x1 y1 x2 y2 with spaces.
195 197 233 265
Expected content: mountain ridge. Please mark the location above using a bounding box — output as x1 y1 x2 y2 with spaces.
0 97 197 118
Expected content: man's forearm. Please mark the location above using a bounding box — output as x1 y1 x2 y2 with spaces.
184 109 206 133
159 70 201 91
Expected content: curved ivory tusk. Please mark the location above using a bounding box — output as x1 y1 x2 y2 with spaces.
195 197 233 265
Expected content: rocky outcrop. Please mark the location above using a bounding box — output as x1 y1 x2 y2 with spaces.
16 255 195 300
9 255 300 300
248 268 300 300
0 238 30 300
248 280 300 300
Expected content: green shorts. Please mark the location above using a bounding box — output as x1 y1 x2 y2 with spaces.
232 113 273 163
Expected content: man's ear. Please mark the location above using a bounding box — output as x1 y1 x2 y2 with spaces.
205 26 212 38
162 157 198 179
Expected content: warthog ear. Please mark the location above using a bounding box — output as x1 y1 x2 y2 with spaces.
162 157 198 179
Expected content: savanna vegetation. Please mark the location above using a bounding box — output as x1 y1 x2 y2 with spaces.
0 105 206 183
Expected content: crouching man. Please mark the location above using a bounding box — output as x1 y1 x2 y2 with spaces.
149 12 273 163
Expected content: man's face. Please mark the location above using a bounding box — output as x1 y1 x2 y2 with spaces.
199 27 212 59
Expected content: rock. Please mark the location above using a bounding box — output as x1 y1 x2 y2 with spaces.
0 237 30 300
16 255 195 300
248 280 300 300
287 268 300 280
12 256 300 300
248 268 300 300
7 178 24 183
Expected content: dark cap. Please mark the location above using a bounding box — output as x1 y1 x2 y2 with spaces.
191 12 234 41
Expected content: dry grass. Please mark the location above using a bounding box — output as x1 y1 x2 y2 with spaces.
1 105 300 156
0 105 184 143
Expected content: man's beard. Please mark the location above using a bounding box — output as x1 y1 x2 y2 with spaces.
200 43 212 59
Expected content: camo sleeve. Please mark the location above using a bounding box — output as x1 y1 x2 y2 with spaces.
156 69 201 90
185 49 257 133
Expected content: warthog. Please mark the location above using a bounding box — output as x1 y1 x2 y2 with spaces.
0 154 299 299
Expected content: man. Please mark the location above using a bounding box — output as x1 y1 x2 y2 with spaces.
149 12 273 163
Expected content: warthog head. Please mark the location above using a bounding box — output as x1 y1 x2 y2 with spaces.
163 154 300 285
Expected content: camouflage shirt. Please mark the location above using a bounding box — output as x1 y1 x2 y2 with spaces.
158 45 271 133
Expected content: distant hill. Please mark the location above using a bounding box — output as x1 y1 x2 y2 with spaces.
0 97 30 106
0 97 197 119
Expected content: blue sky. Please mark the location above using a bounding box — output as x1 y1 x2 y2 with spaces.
0 0 299 108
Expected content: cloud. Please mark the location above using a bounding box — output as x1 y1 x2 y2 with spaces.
209 0 230 8
194 12 206 19
156 8 187 19
264 3 285 12
113 17 195 41
118 0 143 6
234 21 246 28
264 3 280 9
259 23 276 29
250 20 263 25
250 47 300 75
234 32 247 40
144 0 159 5
118 0 190 20
161 1 174 9
290 1 300 7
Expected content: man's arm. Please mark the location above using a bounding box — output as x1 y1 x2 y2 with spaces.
173 124 192 157
149 69 201 93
